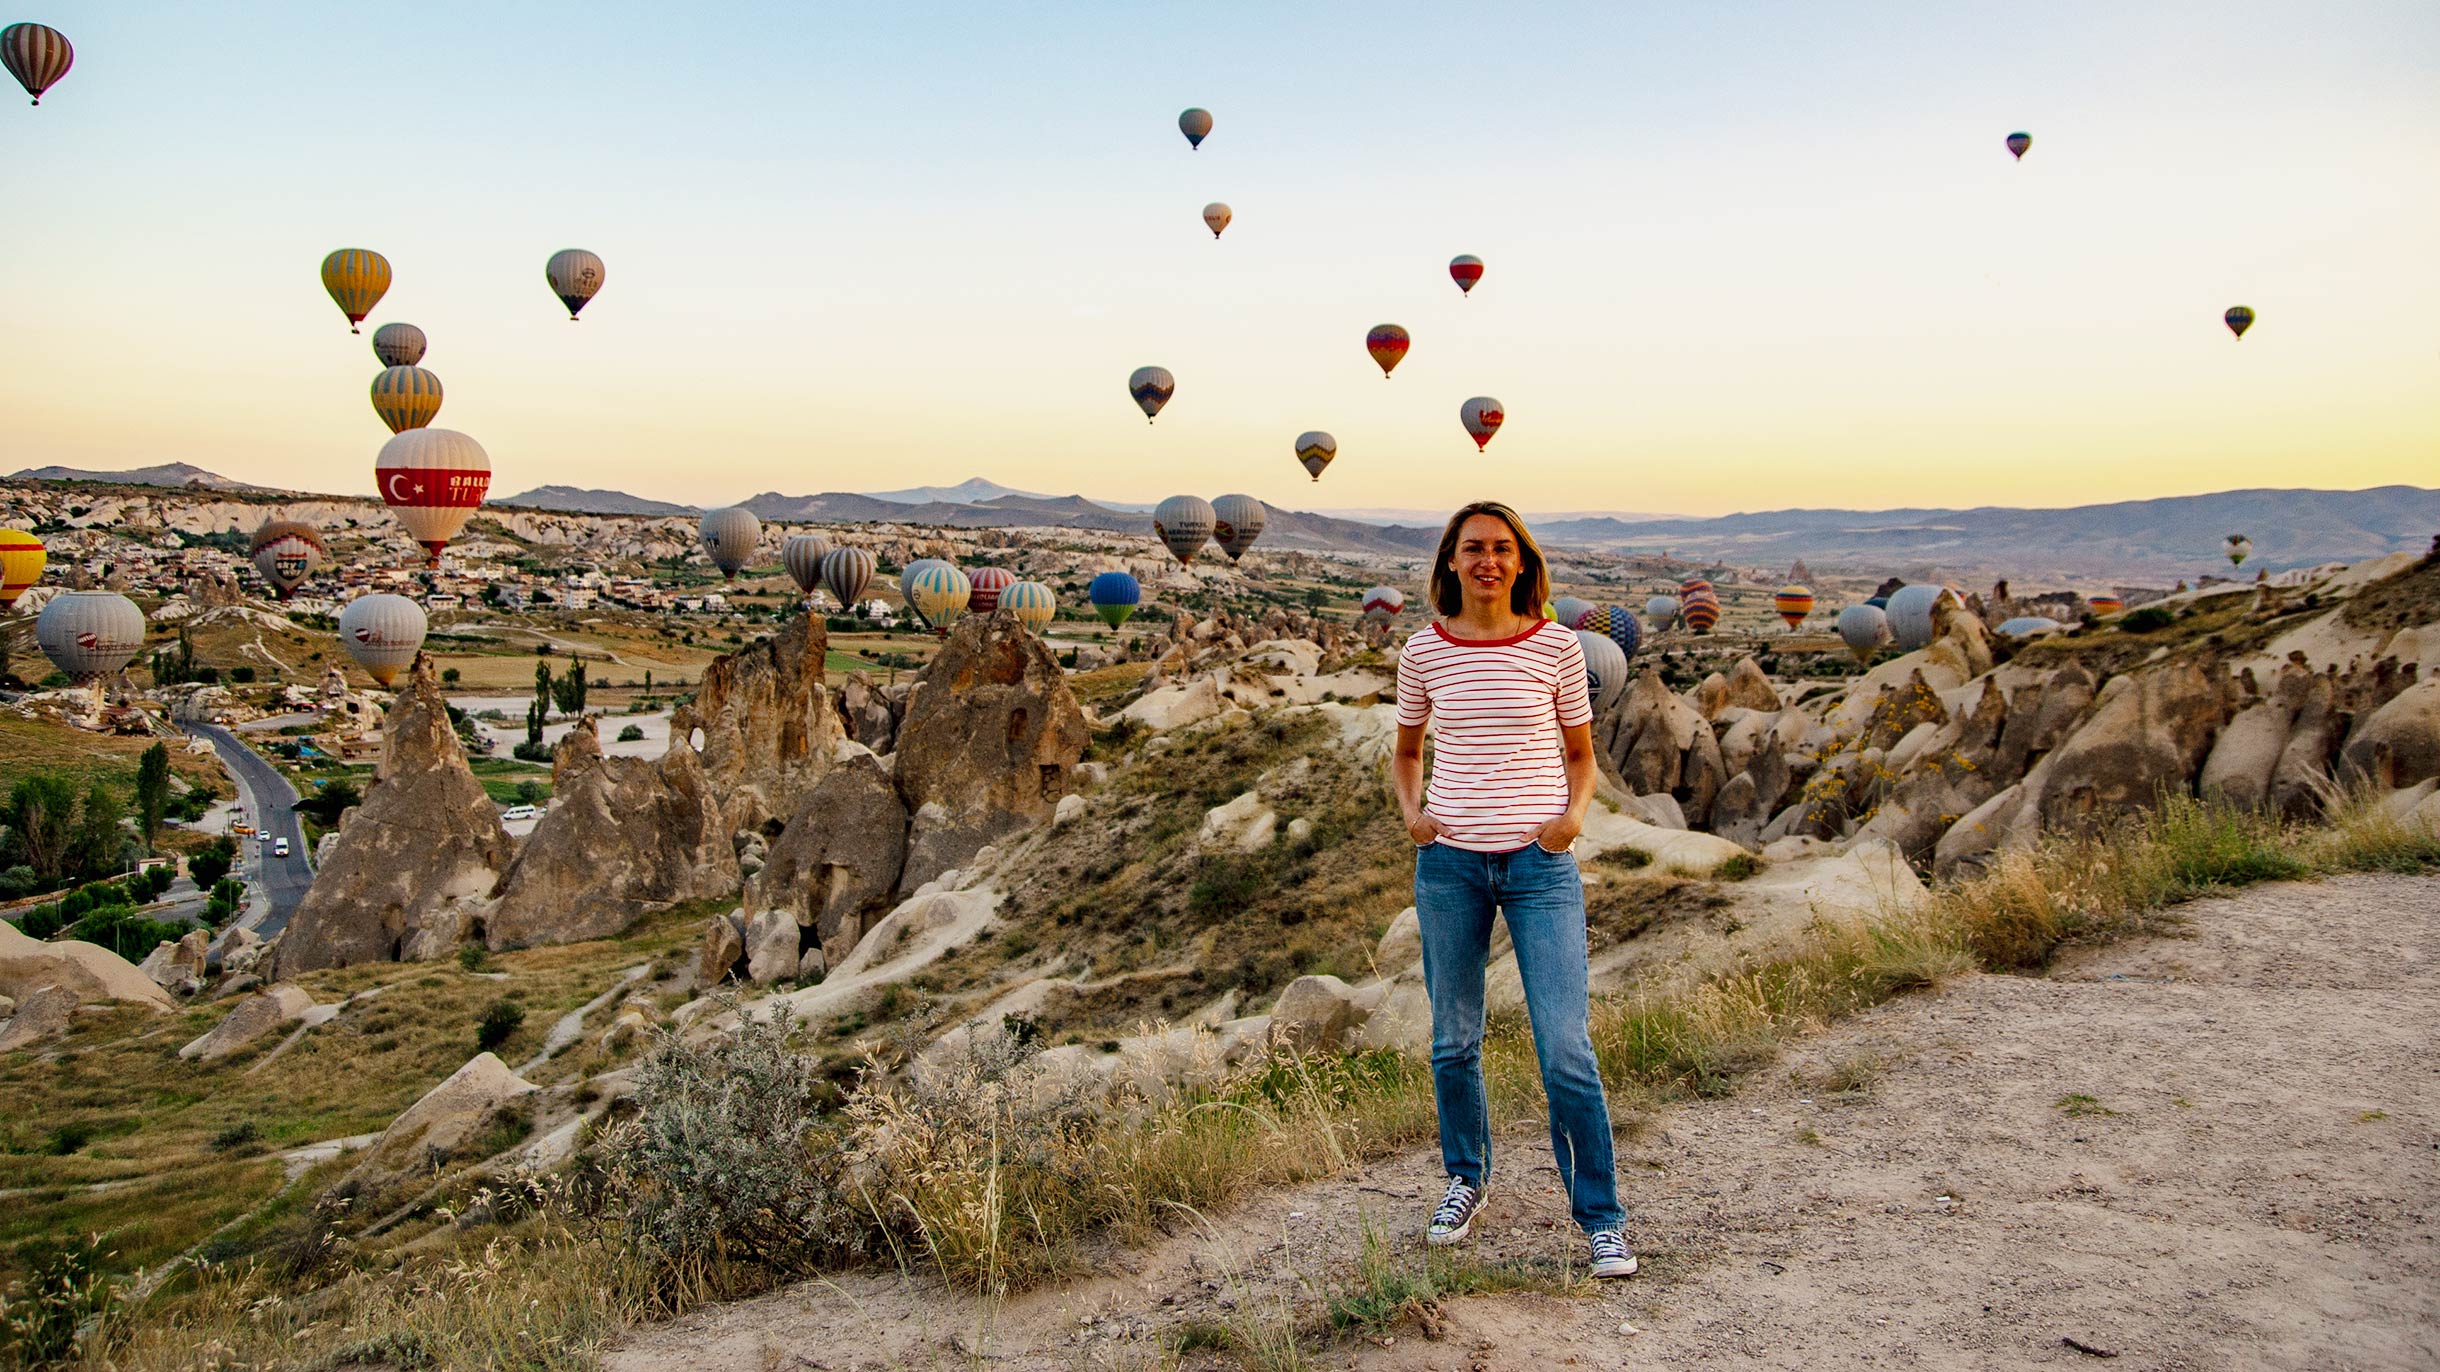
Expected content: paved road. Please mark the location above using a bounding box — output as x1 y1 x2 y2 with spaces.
181 723 314 937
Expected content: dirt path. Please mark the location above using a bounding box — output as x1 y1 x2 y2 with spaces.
605 873 2439 1371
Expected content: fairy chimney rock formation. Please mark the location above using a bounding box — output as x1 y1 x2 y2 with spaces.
276 657 512 973
893 609 1091 892
685 613 846 840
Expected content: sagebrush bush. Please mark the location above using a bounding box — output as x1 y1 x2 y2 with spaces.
475 999 525 1051
602 1003 859 1278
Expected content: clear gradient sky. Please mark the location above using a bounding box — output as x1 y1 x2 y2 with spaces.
3 1 2434 517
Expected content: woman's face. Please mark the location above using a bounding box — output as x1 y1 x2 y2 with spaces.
1450 513 1523 610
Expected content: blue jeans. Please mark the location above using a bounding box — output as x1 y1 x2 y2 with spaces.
1414 840 1624 1234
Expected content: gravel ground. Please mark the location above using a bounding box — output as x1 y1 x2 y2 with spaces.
605 872 2439 1372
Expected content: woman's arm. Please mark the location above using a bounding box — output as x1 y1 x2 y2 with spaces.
1393 722 1439 845
1533 720 1596 851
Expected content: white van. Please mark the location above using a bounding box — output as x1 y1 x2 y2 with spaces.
273 837 290 858
500 804 541 821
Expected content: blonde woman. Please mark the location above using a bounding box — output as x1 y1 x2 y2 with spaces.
1389 501 1632 1278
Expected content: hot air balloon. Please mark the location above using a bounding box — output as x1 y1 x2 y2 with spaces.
783 533 832 599
371 322 427 368
1366 324 1409 379
2224 306 2254 339
907 562 972 633
1 23 71 105
375 428 490 566
698 507 762 581
1 529 45 610
1179 107 1212 150
546 249 606 320
1089 571 1140 628
1448 254 1484 296
1885 583 1958 651
968 566 1016 615
2224 534 2252 568
1836 604 1891 663
1212 494 1266 562
1864 595 1888 610
1606 608 1642 661
999 580 1057 635
1295 431 1337 481
1576 629 1628 715
35 591 143 683
321 249 391 334
1679 577 1714 599
249 520 326 600
1579 605 1611 634
2005 131 2031 160
337 593 427 688
1552 596 1595 630
1460 397 1503 451
1129 366 1174 423
1995 616 2064 638
1643 595 1680 635
370 365 443 433
822 546 876 610
1201 203 1231 239
898 558 949 604
1681 594 1720 634
1774 584 1814 630
1153 495 1215 567
2086 592 2124 616
1360 586 1406 623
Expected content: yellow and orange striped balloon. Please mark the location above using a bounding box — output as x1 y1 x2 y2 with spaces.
0 528 45 609
1774 584 1814 629
370 365 443 433
321 248 392 334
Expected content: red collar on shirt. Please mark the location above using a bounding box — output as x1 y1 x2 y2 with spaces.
1432 618 1550 649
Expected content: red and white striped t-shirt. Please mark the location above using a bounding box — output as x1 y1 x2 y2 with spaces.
1395 618 1592 852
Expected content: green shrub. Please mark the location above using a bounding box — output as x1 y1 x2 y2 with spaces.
475 999 526 1052
2120 605 2176 633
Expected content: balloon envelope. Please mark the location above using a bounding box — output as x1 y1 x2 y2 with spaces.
1885 583 1957 650
1212 494 1266 562
371 322 427 367
545 249 605 319
321 249 391 333
1449 254 1484 295
821 546 877 610
338 593 427 687
1576 629 1629 715
1294 431 1337 481
2006 131 2031 159
967 566 1016 615
782 533 832 596
36 591 143 682
1996 616 2064 638
2224 306 2254 339
370 365 443 433
1459 396 1504 450
1089 571 1140 628
1775 584 1815 629
998 580 1057 634
1178 107 1212 149
698 507 762 580
375 428 490 565
1 528 45 610
1836 604 1892 663
249 520 327 599
1553 596 1595 630
2225 534 2252 567
1129 366 1175 422
1201 203 1231 238
1366 324 1409 378
1360 586 1406 622
1643 595 1681 633
907 561 972 631
1607 607 1643 660
2087 593 2124 615
1681 595 1720 634
2 23 73 104
1153 495 1215 566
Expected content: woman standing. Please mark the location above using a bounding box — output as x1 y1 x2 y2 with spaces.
1389 501 1633 1278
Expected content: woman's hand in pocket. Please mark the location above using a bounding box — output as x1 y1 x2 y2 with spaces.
1406 811 1442 846
1531 813 1581 854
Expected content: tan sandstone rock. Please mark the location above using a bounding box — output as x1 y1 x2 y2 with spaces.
345 1051 537 1195
2341 679 2440 792
2035 661 2228 831
179 983 319 1061
893 611 1089 893
0 984 75 1052
0 920 173 1010
1269 975 1367 1054
1599 670 1729 827
277 659 512 973
482 716 740 949
743 741 909 967
682 613 846 840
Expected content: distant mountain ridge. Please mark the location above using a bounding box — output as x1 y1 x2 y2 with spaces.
494 485 700 516
737 488 1440 554
1534 486 2440 579
11 461 259 490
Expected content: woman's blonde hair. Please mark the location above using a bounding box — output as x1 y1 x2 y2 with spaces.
1429 501 1550 618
